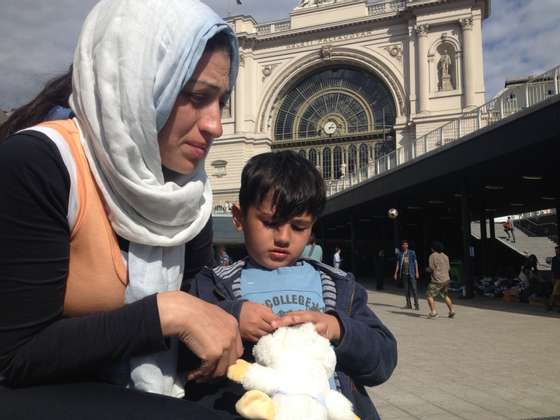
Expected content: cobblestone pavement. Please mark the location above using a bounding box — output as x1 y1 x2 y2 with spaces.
363 285 560 420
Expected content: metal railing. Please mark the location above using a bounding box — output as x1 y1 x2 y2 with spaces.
256 19 291 35
367 0 406 16
256 0 407 35
324 64 560 197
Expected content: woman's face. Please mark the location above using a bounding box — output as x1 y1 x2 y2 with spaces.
158 48 231 175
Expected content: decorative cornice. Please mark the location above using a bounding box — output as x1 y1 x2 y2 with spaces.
238 10 408 43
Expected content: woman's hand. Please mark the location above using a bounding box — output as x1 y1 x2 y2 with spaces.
272 311 343 344
239 302 278 343
157 291 243 382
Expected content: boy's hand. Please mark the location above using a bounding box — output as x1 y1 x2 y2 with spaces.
272 311 343 344
240 302 278 343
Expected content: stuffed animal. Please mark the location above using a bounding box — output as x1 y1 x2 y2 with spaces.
227 322 359 420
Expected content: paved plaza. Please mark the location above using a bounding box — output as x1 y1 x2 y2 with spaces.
363 284 560 420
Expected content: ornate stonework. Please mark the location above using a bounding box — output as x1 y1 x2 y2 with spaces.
319 44 334 60
385 44 403 61
296 0 335 9
415 24 430 37
262 63 280 81
207 0 489 208
461 18 473 30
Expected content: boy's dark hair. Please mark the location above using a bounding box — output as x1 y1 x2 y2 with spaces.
431 241 444 253
239 151 326 224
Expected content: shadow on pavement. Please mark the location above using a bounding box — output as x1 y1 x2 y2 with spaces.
359 277 560 319
367 302 401 309
388 310 425 318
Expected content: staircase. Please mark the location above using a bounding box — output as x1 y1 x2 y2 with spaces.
471 222 556 271
326 64 560 197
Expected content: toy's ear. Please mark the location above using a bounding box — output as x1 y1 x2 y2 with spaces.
236 390 276 420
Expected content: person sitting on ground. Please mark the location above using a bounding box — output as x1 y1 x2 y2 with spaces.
0 1 243 418
187 151 398 420
426 241 455 319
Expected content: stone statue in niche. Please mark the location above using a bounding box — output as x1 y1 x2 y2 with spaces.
438 49 454 91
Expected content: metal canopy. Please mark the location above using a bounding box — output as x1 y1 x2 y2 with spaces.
321 95 560 222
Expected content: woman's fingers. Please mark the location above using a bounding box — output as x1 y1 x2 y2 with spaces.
158 292 242 381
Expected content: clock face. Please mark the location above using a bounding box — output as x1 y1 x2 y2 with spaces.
323 121 337 135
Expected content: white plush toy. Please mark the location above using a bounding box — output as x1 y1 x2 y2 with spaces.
227 322 360 420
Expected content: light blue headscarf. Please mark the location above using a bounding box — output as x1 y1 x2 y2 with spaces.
70 0 239 246
69 0 239 397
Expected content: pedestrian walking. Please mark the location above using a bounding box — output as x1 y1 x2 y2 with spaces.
394 240 420 310
503 217 515 242
426 241 455 319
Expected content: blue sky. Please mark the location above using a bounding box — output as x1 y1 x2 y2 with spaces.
482 0 560 97
0 0 558 109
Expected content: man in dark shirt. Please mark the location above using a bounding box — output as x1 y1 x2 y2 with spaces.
547 246 560 311
394 240 420 310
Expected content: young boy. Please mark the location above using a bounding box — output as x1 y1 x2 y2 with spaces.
187 151 397 420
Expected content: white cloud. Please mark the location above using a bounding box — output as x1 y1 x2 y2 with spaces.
483 0 560 99
0 0 558 108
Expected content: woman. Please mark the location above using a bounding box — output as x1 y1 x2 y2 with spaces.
0 0 242 418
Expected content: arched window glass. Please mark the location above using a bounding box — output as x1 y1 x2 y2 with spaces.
333 146 343 179
274 67 396 142
322 148 332 179
309 148 318 167
298 149 306 159
348 145 357 176
359 144 369 177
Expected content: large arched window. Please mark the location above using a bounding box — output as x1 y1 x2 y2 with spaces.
322 148 332 179
274 67 396 142
309 148 318 167
333 146 343 179
359 143 369 177
348 145 357 176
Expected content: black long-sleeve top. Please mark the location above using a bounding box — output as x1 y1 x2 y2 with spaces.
0 132 215 386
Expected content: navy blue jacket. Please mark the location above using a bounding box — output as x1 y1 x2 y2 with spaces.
187 258 398 420
397 250 418 278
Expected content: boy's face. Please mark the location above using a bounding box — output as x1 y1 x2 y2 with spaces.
232 193 314 269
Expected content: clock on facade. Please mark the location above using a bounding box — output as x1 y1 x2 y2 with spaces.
323 120 337 135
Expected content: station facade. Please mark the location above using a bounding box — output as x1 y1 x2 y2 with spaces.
206 0 490 210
